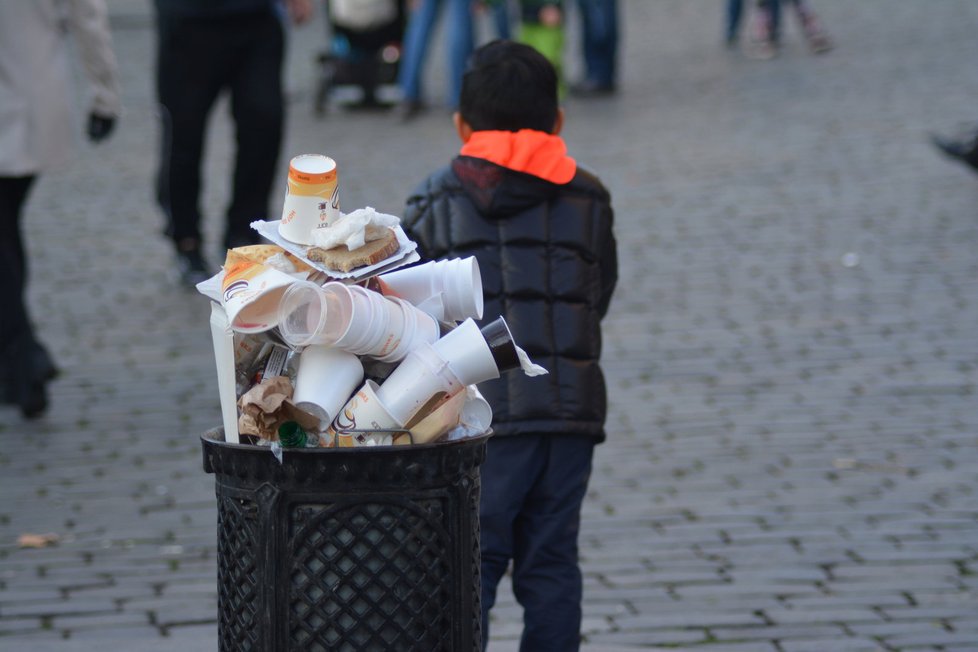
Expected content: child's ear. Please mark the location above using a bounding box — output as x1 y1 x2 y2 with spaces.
551 108 565 136
453 112 474 143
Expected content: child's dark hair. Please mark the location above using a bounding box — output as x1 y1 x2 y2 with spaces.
459 40 559 133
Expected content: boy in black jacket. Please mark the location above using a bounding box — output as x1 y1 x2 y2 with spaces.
402 40 617 652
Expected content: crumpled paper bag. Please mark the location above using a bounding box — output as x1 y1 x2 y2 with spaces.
237 376 323 440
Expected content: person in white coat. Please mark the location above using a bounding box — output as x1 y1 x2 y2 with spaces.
0 0 121 418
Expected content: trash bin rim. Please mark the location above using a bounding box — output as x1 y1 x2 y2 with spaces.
200 427 492 454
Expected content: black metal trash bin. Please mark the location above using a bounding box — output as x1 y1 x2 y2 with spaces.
201 429 488 651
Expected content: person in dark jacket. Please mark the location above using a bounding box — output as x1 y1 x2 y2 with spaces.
402 40 617 652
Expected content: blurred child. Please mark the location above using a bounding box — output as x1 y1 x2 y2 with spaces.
517 1 565 92
747 0 832 59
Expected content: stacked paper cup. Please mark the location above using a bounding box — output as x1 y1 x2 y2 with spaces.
278 281 438 363
378 257 483 322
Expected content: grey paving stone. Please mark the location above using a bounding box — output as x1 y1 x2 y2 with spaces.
1 0 976 649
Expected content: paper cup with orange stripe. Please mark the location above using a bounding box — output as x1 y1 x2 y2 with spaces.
279 154 340 245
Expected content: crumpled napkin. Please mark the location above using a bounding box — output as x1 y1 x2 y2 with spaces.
516 346 548 376
309 206 400 251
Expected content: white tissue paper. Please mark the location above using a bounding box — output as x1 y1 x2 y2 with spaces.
517 346 549 377
310 206 401 251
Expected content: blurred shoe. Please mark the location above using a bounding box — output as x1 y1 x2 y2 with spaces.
569 80 616 98
930 129 978 173
746 8 777 60
176 245 211 288
801 14 833 54
3 337 56 419
395 99 425 122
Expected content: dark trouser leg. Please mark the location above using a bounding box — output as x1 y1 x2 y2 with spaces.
726 0 744 42
0 176 51 415
512 436 594 652
226 11 285 249
0 176 36 350
479 435 596 652
577 0 618 87
480 437 528 650
155 14 228 249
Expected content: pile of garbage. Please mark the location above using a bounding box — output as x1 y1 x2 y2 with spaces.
196 155 544 454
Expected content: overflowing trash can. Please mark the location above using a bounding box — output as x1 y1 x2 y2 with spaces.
202 428 489 651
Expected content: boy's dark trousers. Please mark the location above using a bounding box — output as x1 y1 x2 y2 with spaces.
480 434 595 652
155 9 284 250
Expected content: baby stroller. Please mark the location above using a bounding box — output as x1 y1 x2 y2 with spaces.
314 0 406 115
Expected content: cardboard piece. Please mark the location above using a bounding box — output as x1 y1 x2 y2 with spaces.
209 303 240 443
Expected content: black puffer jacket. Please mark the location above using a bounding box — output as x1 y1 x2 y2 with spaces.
403 155 617 441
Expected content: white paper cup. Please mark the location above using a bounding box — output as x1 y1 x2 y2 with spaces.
442 257 483 321
327 379 403 447
460 388 493 432
431 318 500 387
376 342 464 425
371 296 407 358
373 297 440 363
379 256 484 322
292 346 364 424
377 261 436 305
277 280 353 347
279 155 340 245
337 286 391 354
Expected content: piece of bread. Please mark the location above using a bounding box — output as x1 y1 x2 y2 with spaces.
306 226 399 272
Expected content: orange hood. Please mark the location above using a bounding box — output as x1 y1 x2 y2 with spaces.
459 130 577 185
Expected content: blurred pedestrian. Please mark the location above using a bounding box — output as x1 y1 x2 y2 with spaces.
396 0 475 118
153 0 313 287
570 0 618 97
402 41 618 651
931 126 978 174
517 1 566 93
479 0 513 39
745 0 832 60
0 0 121 419
725 0 744 47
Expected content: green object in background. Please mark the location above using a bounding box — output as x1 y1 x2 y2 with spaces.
278 421 308 448
518 22 566 97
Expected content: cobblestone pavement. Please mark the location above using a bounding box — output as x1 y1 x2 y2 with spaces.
1 1 976 650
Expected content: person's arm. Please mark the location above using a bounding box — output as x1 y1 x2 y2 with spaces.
67 0 121 139
596 200 617 319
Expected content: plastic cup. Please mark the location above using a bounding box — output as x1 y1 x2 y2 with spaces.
327 379 403 447
376 343 464 425
479 316 520 372
431 318 500 387
277 280 353 347
292 346 364 424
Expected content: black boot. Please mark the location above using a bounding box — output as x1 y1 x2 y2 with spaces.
3 337 58 418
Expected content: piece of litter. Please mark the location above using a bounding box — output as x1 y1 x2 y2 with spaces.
17 533 60 549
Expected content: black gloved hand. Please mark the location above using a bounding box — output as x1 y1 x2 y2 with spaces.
87 113 116 143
